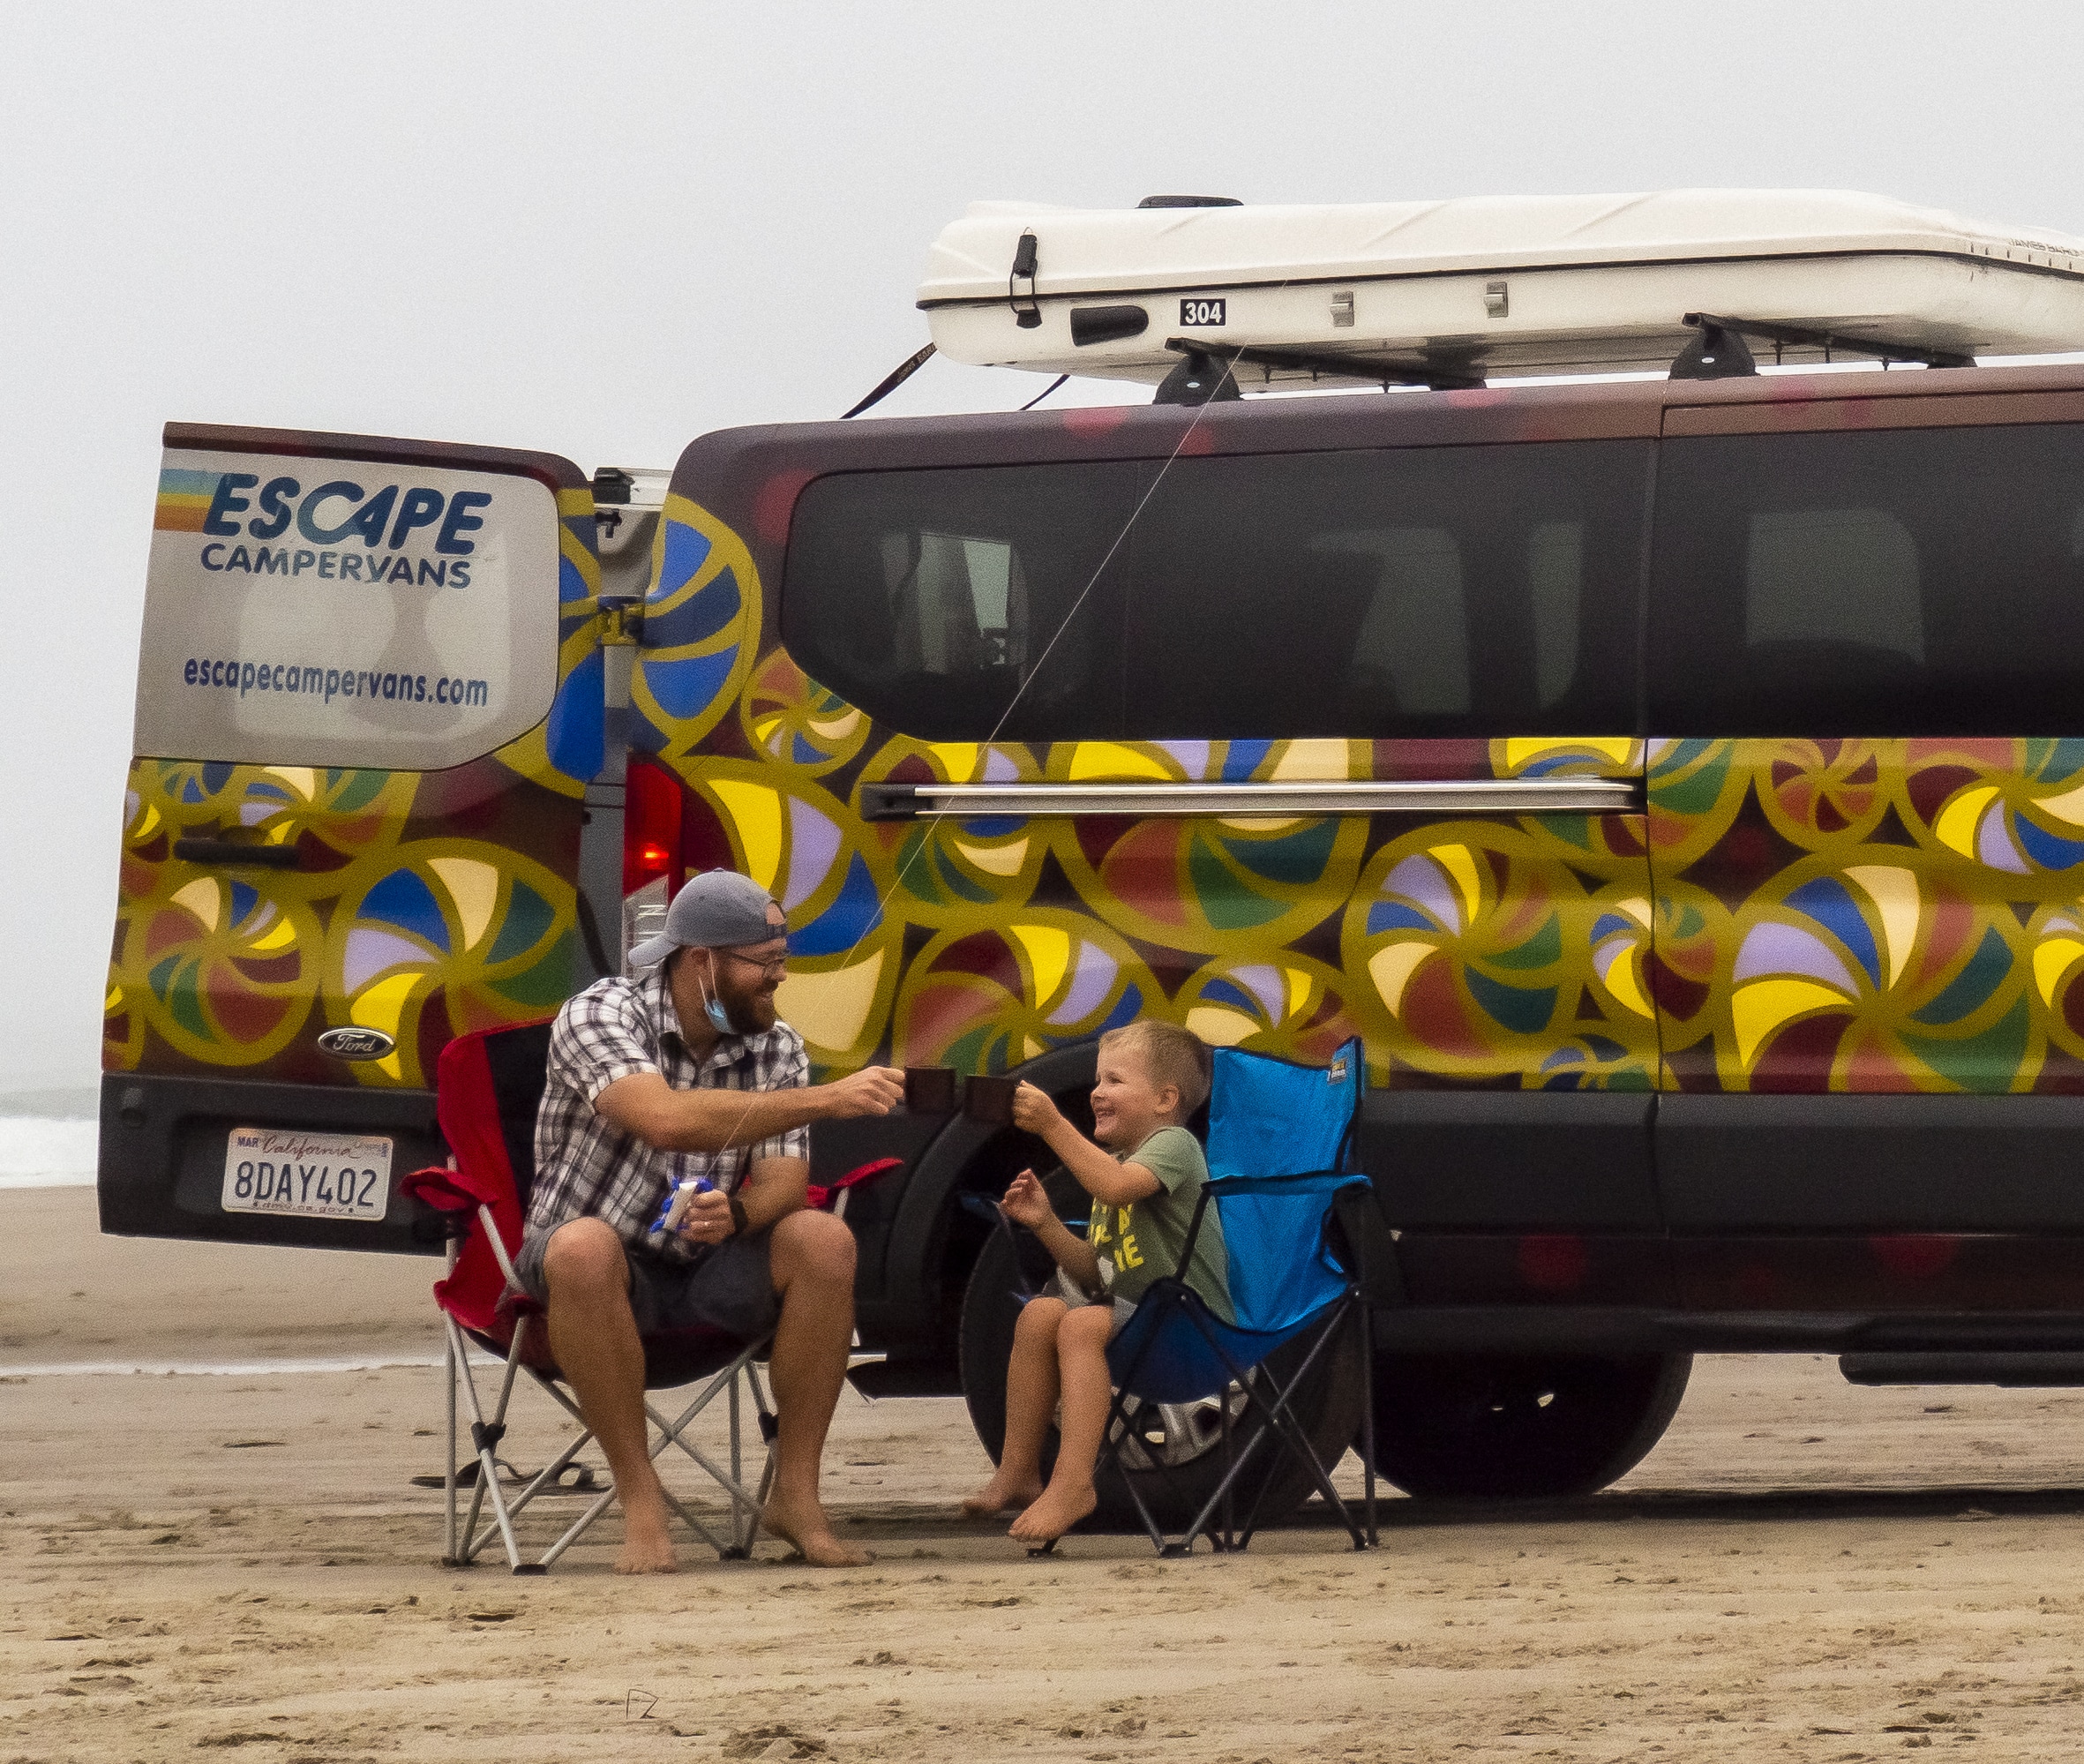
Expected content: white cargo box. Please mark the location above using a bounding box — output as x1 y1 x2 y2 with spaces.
918 190 2084 387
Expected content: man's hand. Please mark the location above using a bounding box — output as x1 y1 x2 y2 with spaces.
676 1186 736 1247
1009 1081 1062 1136
818 1065 906 1120
999 1167 1053 1231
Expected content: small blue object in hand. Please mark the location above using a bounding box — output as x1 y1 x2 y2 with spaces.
648 1175 716 1240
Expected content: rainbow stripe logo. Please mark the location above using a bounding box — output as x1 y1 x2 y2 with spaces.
154 468 223 533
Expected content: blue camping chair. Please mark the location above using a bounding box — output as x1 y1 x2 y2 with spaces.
1098 1038 1380 1557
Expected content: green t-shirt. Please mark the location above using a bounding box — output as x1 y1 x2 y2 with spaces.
1088 1124 1232 1323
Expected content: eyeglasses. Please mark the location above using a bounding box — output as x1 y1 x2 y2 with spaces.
723 950 790 980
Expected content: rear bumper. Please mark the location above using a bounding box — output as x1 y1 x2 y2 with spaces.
97 1072 445 1257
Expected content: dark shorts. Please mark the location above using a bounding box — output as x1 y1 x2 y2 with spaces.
515 1221 781 1343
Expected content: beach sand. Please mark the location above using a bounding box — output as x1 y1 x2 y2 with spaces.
9 1185 2084 1760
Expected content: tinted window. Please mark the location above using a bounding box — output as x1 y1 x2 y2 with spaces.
1121 441 1647 738
782 462 1139 741
783 439 1650 740
1649 425 2084 735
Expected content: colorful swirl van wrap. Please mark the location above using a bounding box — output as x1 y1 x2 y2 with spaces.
1649 736 2084 1094
631 497 1660 1090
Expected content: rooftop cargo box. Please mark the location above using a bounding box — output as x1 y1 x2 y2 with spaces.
918 189 2084 387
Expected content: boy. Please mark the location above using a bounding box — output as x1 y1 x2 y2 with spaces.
962 1020 1229 1545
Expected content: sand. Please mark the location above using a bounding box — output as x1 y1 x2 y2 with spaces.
9 1186 2084 1760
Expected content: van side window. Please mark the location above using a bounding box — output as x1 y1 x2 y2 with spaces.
783 463 1138 741
886 532 1024 675
1529 521 1585 709
1120 440 1647 739
1744 509 1923 663
783 439 1648 741
1649 425 2084 736
1322 529 1472 717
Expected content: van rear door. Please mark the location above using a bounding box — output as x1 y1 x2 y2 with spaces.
101 423 603 1253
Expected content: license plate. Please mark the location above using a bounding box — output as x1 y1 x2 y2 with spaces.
221 1127 393 1222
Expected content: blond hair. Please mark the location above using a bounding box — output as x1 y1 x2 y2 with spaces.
1099 1020 1212 1115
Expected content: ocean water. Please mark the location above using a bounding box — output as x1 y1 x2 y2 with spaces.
0 1115 99 1189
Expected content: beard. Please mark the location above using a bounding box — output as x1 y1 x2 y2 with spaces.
716 975 779 1036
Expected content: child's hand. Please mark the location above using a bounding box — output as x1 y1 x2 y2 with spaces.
1010 1081 1062 1135
998 1167 1053 1231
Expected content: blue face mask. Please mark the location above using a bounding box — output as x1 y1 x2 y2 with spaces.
697 964 735 1035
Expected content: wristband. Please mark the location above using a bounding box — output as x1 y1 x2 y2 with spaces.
728 1194 749 1236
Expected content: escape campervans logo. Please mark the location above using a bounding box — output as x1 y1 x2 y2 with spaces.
157 469 486 588
136 447 562 770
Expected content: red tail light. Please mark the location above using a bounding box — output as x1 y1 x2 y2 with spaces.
624 760 684 897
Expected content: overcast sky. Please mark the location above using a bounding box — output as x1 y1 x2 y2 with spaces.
5 0 2083 1097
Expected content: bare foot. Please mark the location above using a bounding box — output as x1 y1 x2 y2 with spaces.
614 1496 679 1575
1008 1480 1098 1546
762 1493 873 1568
962 1471 1045 1518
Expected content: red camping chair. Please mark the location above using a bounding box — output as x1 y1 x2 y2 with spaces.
403 1019 903 1575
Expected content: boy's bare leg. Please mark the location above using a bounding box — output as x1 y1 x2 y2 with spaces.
1010 1303 1114 1543
963 1296 1065 1514
760 1209 873 1567
541 1219 678 1574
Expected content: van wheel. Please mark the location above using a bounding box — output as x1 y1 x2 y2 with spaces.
1365 1351 1692 1499
958 1212 1368 1535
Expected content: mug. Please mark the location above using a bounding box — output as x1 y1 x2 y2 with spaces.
903 1065 958 1115
963 1073 1021 1126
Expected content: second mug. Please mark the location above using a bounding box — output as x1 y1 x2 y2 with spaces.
963 1073 1021 1125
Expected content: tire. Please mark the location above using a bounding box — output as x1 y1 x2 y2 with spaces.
959 1201 1368 1534
1365 1350 1692 1499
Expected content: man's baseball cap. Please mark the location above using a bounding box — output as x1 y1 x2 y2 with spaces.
627 871 785 968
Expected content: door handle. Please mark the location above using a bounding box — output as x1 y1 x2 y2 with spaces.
171 837 302 869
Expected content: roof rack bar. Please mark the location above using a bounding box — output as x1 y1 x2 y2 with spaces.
1683 312 1974 371
1162 336 1484 394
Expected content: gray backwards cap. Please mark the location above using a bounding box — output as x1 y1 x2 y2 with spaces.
627 870 783 968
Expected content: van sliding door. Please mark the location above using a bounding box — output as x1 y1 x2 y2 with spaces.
1115 439 1663 1305
1646 396 2084 1306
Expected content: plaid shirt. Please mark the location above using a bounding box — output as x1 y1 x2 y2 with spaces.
527 963 811 1261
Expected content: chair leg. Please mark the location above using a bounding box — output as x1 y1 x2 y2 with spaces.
1231 1304 1370 1551
1099 1389 1172 1556
729 1367 748 1557
441 1317 459 1566
449 1315 529 1573
457 1325 533 1563
444 1334 782 1573
746 1362 779 1553
536 1346 778 1567
1171 1302 1365 1555
1359 1304 1378 1549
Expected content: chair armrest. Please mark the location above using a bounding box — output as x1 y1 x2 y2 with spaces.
806 1156 905 1213
1330 1180 1406 1306
401 1163 501 1212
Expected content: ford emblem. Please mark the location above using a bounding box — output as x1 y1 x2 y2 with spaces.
318 1026 396 1061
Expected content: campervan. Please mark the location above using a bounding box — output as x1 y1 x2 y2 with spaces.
104 189 2084 1514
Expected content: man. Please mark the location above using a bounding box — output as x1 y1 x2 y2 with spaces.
516 869 906 1573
